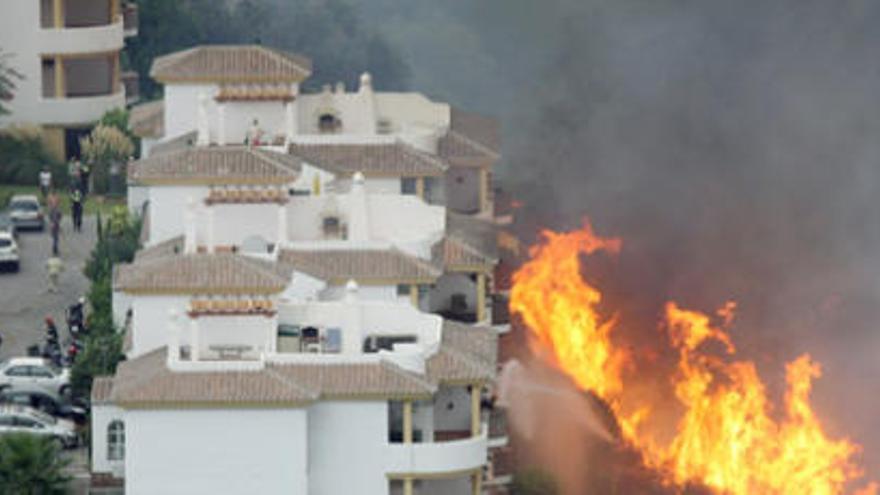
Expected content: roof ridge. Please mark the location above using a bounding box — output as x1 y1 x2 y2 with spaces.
379 360 437 392
448 129 501 160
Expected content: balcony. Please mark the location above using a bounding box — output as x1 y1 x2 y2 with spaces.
123 2 138 37
35 91 125 126
385 428 488 477
38 20 124 55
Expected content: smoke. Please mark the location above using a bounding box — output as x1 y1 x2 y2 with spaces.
465 0 880 481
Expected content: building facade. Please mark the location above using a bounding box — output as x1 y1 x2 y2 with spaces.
0 0 136 159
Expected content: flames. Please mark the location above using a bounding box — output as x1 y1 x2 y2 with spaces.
510 224 876 495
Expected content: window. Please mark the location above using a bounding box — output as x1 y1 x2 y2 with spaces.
363 335 417 353
396 284 411 297
322 216 343 239
5 366 28 377
323 328 342 353
29 366 54 379
108 421 125 461
318 114 341 133
401 178 418 195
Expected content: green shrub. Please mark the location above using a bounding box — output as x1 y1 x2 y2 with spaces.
0 127 67 188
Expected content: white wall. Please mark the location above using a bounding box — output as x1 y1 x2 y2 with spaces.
91 404 125 476
210 203 282 247
429 273 477 313
129 295 188 358
0 0 123 128
163 84 215 140
319 284 400 303
223 100 290 145
432 386 472 433
127 185 149 216
112 290 134 328
296 91 448 137
308 401 389 495
147 185 208 246
126 408 308 495
194 314 276 359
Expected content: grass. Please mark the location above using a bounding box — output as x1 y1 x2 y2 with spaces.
0 184 125 216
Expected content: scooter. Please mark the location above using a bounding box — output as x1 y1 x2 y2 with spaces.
66 298 86 338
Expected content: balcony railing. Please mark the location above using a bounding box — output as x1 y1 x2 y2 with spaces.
385 427 487 476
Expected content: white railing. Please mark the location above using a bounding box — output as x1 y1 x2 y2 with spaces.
385 427 488 476
38 20 124 55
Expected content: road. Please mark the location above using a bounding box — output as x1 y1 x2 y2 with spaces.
0 216 97 360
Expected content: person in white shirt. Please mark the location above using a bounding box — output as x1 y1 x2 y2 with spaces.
39 167 52 198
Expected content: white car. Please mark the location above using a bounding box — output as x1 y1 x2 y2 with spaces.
0 405 78 448
0 358 70 399
0 231 19 272
8 194 44 231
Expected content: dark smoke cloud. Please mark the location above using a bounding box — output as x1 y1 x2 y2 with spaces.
359 0 880 484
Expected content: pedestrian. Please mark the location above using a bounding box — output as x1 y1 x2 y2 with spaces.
47 190 60 217
46 255 63 293
79 161 91 196
50 214 60 256
38 167 51 198
70 187 83 232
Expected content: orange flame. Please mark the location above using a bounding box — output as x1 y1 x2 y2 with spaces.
510 224 876 495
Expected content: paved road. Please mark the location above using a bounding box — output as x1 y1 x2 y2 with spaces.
0 216 97 360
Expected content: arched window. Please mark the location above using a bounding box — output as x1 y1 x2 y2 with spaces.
107 420 125 460
318 113 341 133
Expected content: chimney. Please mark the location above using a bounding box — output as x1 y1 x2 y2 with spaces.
347 172 370 242
167 309 180 367
358 73 377 134
196 92 210 146
335 81 346 94
184 197 197 254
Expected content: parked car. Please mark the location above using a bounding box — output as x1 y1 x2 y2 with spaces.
8 194 44 231
0 389 88 425
0 231 19 272
0 358 70 399
0 405 78 448
0 212 16 238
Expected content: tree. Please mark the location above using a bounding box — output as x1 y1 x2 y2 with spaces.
0 433 71 494
79 125 135 195
511 467 559 495
0 49 23 115
126 0 410 99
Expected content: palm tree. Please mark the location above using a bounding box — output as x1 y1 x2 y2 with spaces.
0 49 23 115
0 433 72 494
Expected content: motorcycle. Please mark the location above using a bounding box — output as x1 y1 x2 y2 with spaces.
65 298 86 338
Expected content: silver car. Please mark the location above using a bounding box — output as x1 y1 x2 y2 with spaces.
0 358 70 399
0 405 78 448
0 231 20 272
8 194 44 231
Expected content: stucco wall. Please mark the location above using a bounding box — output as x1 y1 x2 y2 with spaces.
433 386 472 433
129 295 188 358
194 314 277 358
91 404 125 476
125 408 308 495
147 185 208 246
211 202 282 247
429 273 477 313
163 84 215 140
307 401 389 495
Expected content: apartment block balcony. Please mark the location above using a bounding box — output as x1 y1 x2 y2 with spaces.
123 2 138 37
39 0 124 54
35 91 125 126
385 427 488 477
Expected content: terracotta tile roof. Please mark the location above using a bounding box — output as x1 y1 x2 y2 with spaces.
129 147 301 185
438 107 501 167
289 141 448 177
438 212 498 268
148 130 198 156
151 45 312 83
110 349 317 406
129 100 164 138
109 349 436 406
91 376 115 404
114 253 290 294
427 320 497 384
134 235 184 262
270 361 436 400
278 247 441 283
433 236 496 270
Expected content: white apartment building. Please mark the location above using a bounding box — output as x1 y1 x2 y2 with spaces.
128 44 499 217
0 0 136 160
94 252 497 495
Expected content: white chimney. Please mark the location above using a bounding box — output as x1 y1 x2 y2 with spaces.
196 92 210 146
184 197 197 254
217 103 227 146
167 309 180 366
347 172 370 243
335 81 346 94
358 73 377 135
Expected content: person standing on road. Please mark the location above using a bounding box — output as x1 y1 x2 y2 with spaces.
49 213 61 256
79 161 91 196
46 255 64 293
38 167 51 198
70 187 83 233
